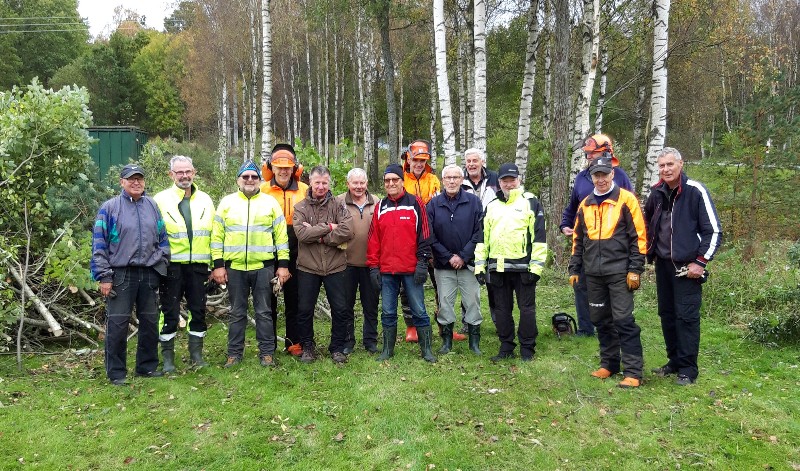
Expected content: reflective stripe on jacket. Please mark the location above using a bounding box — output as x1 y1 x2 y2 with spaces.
569 185 646 277
211 191 289 271
474 188 547 275
153 184 215 264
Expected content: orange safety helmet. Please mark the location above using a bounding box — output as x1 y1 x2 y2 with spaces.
581 134 619 166
407 139 432 160
262 143 304 182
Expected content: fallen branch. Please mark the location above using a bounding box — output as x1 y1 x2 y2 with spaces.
78 288 96 306
6 262 63 336
51 305 105 334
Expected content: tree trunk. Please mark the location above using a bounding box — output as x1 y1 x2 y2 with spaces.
232 79 240 149
433 0 458 166
594 47 608 133
472 0 487 153
550 0 572 266
356 16 375 176
429 81 439 169
305 29 315 148
630 81 648 188
375 0 398 161
542 0 552 140
642 0 671 196
570 0 600 189
458 39 467 151
515 0 542 183
261 0 273 158
7 261 63 337
281 61 291 143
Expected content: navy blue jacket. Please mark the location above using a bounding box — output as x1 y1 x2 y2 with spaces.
426 189 484 270
561 167 633 230
644 172 722 266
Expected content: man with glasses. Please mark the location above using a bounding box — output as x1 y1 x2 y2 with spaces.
367 164 437 363
91 164 171 385
153 155 215 372
427 164 484 355
212 161 289 368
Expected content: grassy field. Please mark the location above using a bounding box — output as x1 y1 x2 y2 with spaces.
1 271 799 470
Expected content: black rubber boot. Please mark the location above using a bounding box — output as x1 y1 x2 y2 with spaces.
417 325 437 363
438 323 453 354
377 326 397 361
188 335 209 368
161 339 176 373
468 324 482 355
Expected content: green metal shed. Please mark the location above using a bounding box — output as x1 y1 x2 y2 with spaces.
87 126 148 180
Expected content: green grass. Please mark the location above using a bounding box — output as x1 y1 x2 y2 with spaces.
1 273 799 470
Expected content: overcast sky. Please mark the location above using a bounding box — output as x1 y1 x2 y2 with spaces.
77 0 175 37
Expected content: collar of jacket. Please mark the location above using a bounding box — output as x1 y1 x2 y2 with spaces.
584 184 620 205
653 171 687 196
402 160 433 179
462 167 486 188
496 186 523 203
120 189 147 202
387 189 407 202
236 189 263 200
343 190 376 206
306 189 333 205
439 188 465 204
169 182 197 198
269 177 300 191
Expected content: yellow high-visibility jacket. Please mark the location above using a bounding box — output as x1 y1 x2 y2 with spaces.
153 184 215 264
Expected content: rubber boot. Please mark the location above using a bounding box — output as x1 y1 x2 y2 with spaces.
405 326 418 343
188 335 209 368
161 339 176 373
453 330 467 342
417 325 437 363
438 323 453 354
468 324 482 355
377 326 397 361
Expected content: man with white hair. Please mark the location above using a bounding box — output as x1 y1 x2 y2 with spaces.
461 148 499 208
644 147 722 386
337 168 381 354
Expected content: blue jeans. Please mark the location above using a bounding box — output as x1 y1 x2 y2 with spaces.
226 265 275 358
381 274 430 328
105 266 160 380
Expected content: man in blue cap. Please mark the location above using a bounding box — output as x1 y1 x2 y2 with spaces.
91 163 171 385
212 161 290 368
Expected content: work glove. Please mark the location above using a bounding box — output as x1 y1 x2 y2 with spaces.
475 273 486 285
521 272 540 285
413 259 428 285
569 275 579 288
370 268 382 291
626 272 640 291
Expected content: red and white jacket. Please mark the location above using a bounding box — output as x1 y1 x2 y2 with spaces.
367 189 432 274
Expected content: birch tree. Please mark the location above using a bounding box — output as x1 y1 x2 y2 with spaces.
472 0 487 152
433 0 458 165
549 0 571 265
570 0 600 187
261 0 273 160
642 0 670 195
515 0 542 180
372 0 398 161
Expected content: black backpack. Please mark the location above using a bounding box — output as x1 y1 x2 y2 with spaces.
551 312 577 339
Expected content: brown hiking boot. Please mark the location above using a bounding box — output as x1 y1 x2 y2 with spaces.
331 352 348 364
618 377 641 388
260 355 276 367
591 367 614 379
223 356 241 368
300 349 316 363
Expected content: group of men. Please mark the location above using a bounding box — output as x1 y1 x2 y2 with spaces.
91 135 722 390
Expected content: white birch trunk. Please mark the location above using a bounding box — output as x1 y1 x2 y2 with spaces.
642 0 671 195
334 30 340 160
594 47 608 133
305 29 315 149
324 18 330 162
316 63 323 154
293 55 301 140
250 0 258 160
222 77 229 149
398 77 404 151
281 61 291 142
242 72 250 161
515 0 542 181
232 79 240 149
630 82 648 186
570 0 600 188
356 16 375 174
261 0 273 160
472 0 487 153
433 0 458 166
457 41 466 152
429 81 439 169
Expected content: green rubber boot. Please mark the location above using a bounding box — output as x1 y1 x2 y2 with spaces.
377 326 397 361
188 335 209 368
418 325 437 363
438 323 453 354
161 339 176 373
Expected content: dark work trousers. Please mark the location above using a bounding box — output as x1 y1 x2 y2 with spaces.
572 265 596 335
296 269 351 354
158 262 209 340
655 257 702 380
272 253 300 349
401 265 439 327
586 273 643 379
343 265 379 350
227 265 275 358
488 271 538 357
105 266 161 380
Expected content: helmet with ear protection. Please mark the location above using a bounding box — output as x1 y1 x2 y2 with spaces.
262 143 304 182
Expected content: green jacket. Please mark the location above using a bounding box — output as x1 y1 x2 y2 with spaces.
474 187 547 276
211 191 290 271
153 183 215 264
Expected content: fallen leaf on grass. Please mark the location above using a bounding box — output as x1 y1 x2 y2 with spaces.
599 409 607 417
769 436 778 444
333 432 345 442
123 457 134 465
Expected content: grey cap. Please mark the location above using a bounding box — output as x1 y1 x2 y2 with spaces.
120 164 145 179
588 156 613 175
497 163 520 179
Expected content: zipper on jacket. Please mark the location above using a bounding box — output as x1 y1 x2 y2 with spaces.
245 197 251 271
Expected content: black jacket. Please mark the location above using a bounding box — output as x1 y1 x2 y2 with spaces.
644 172 722 266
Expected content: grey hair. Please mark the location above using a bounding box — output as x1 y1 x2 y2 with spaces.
346 167 367 182
463 148 486 163
657 147 683 161
169 155 194 170
309 165 331 179
441 164 465 179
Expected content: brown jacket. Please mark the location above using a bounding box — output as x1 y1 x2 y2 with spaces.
336 191 379 267
293 190 354 275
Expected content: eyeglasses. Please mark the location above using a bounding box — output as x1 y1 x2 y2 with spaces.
172 170 194 176
240 174 260 181
443 176 462 181
384 177 401 184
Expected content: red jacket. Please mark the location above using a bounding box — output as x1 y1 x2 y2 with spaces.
366 190 432 274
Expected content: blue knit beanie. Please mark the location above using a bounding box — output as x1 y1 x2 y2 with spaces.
238 160 262 179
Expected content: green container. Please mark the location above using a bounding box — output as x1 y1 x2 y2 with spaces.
87 126 148 181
